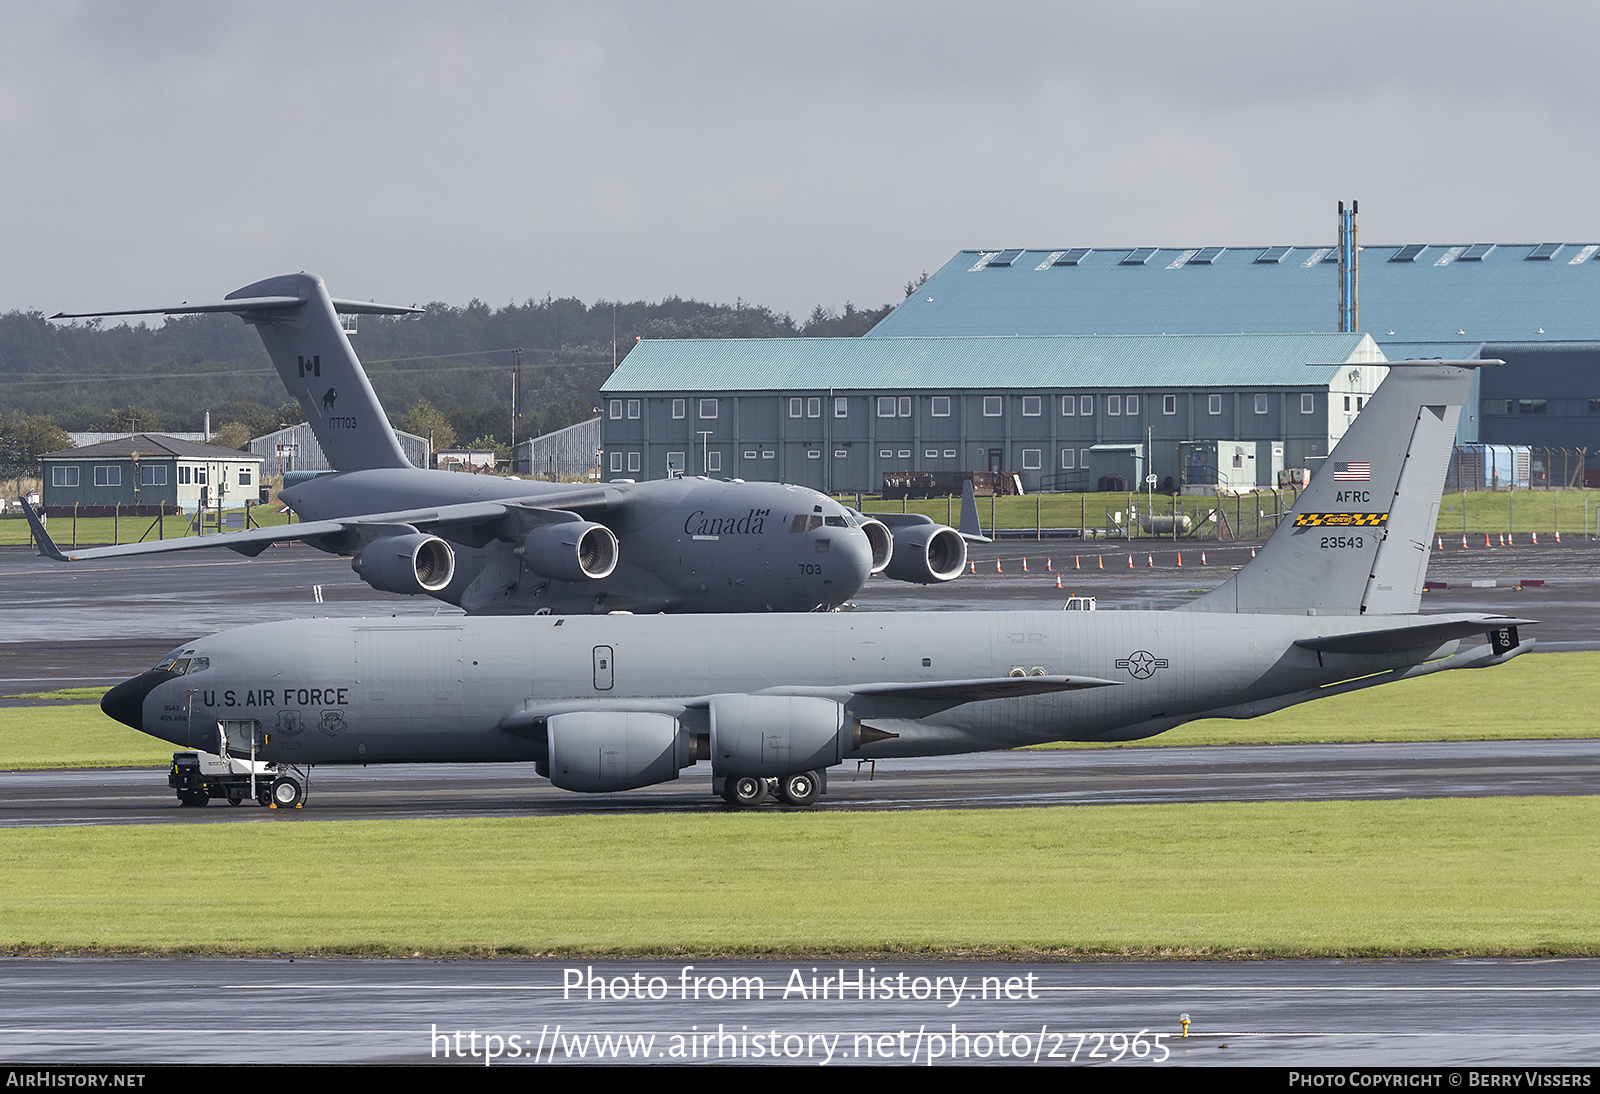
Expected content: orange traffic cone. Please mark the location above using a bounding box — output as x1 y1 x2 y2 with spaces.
1147 553 1154 567
1176 553 1183 567
1462 534 1468 548
1436 535 1444 550
1022 558 1029 572
1055 574 1062 589
995 558 1002 573
1250 547 1257 558
1532 532 1539 545
1097 555 1103 570
1556 530 1562 543
1127 554 1134 568
1484 533 1492 547
969 560 976 573
1075 556 1081 570
1201 551 1208 565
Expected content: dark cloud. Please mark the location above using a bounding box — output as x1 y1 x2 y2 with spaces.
3 1 1597 319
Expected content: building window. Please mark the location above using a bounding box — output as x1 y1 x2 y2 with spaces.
672 399 686 419
1343 395 1351 412
1061 396 1075 417
627 452 641 473
878 396 897 417
1061 449 1075 470
94 466 121 487
1080 448 1089 468
610 452 623 473
1301 393 1315 415
762 451 776 460
1518 399 1548 414
1254 394 1269 415
238 467 252 486
706 451 722 473
699 399 717 419
141 465 167 486
1163 394 1176 415
943 449 956 459
743 450 759 460
898 396 911 417
983 396 1003 417
52 466 79 487
807 398 821 417
1022 448 1042 470
196 468 207 485
807 450 820 459
790 398 803 418
931 396 951 417
880 449 894 459
925 449 939 459
1080 396 1093 416
667 452 685 475
627 399 641 419
1022 396 1042 417
835 398 848 418
178 466 191 485
1209 394 1223 415
1126 394 1139 416
609 399 623 420
897 450 911 459
1107 395 1122 416
834 450 848 459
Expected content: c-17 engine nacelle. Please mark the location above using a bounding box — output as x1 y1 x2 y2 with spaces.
516 521 619 583
542 711 698 792
882 521 967 584
351 533 456 595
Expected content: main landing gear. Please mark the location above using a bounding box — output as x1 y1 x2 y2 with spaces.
718 770 825 808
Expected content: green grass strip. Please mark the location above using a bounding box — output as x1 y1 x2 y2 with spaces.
1 797 1595 956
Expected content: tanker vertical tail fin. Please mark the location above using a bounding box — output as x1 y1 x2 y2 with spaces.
1180 360 1489 617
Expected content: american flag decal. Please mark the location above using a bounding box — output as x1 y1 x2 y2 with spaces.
1333 461 1371 481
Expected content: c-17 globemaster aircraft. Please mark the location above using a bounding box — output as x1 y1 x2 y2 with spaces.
42 273 973 614
99 360 1533 809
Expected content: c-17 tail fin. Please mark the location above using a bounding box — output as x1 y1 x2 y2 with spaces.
1181 359 1493 617
52 273 421 473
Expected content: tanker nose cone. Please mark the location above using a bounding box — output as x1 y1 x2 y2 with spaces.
101 671 165 731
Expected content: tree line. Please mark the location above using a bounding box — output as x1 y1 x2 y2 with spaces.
0 290 900 470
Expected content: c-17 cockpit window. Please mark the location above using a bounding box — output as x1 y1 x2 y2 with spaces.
824 516 848 527
789 515 825 533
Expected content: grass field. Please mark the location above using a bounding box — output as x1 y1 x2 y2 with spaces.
846 489 1598 541
1 796 1594 956
5 488 1596 547
3 652 1596 771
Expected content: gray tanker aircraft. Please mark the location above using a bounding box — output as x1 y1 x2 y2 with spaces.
43 273 971 614
98 360 1532 808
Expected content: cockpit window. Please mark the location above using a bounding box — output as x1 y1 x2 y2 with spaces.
154 655 207 675
824 516 848 527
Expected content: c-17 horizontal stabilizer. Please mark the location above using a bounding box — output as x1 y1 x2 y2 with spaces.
53 273 421 473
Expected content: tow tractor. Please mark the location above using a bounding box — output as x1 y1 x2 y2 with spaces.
169 717 309 808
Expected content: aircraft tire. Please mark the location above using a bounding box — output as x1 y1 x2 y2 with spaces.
777 770 822 807
270 777 303 809
725 775 768 808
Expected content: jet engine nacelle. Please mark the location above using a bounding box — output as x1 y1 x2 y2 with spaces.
709 695 852 777
544 711 696 792
351 533 456 595
517 521 619 583
856 516 892 575
883 521 967 584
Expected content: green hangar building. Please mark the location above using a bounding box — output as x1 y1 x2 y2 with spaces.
599 332 1385 494
869 243 1600 467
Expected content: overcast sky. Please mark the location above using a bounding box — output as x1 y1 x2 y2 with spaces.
5 1 1598 320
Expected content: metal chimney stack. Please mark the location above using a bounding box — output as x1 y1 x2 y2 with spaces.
1338 200 1359 332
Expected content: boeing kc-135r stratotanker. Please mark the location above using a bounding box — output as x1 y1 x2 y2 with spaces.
98 360 1533 808
40 273 973 614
